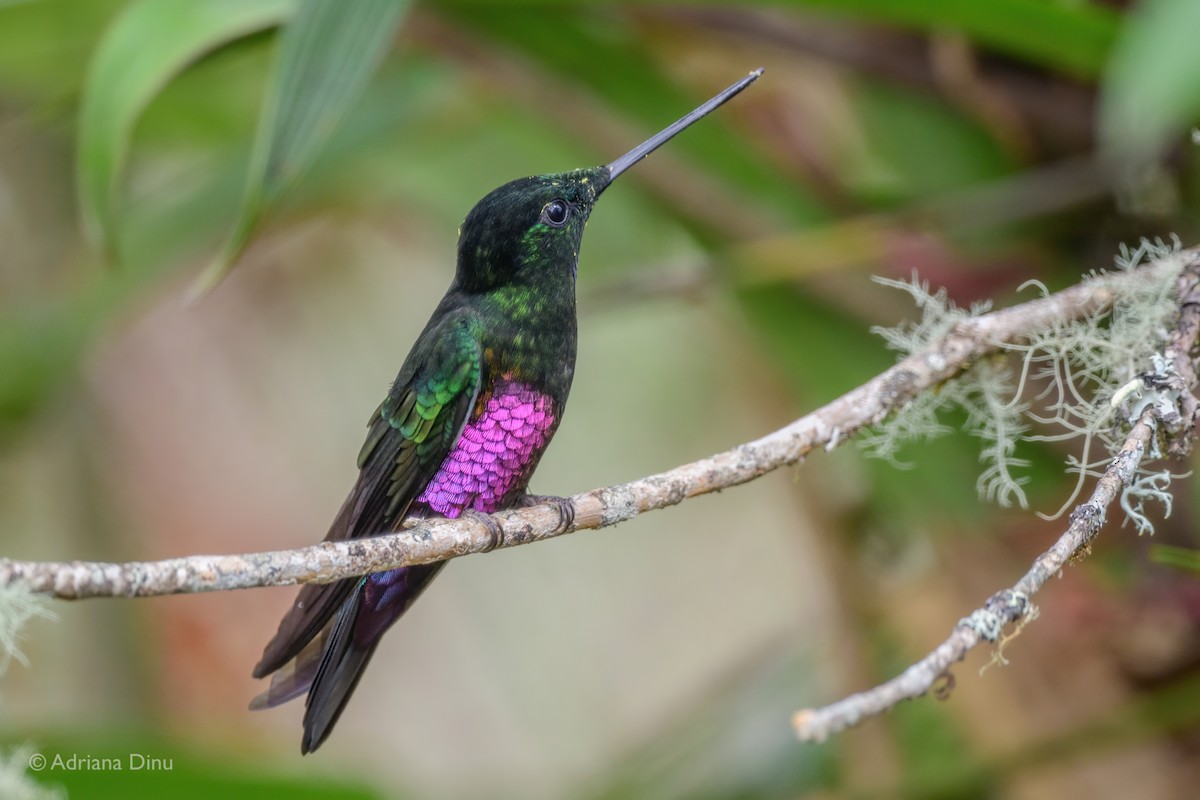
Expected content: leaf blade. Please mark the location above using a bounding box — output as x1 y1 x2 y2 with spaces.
1099 0 1200 160
1151 544 1200 574
190 0 412 297
77 0 295 261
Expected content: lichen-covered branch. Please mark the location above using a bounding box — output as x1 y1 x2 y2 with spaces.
0 253 1189 602
792 255 1200 743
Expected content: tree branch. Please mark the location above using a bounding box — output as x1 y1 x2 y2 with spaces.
0 254 1188 606
792 254 1200 742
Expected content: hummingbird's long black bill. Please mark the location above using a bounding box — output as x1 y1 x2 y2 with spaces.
604 68 763 182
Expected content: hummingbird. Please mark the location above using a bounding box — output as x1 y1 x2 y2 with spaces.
250 69 763 754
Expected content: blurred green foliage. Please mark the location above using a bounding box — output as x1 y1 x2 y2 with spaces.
3 0 1200 797
1100 0 1200 160
77 0 293 260
1152 544 1200 573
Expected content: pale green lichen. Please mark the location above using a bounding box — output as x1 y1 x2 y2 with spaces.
0 745 64 800
1 589 60 799
869 274 990 353
864 236 1188 532
0 584 55 677
864 274 1028 508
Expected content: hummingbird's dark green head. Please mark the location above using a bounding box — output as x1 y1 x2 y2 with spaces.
453 68 763 296
454 166 609 294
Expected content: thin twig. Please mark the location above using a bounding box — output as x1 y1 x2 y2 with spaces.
0 255 1186 602
792 256 1200 743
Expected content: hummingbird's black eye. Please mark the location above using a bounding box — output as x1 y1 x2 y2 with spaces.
542 199 570 227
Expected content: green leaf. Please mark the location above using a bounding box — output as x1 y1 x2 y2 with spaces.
1099 0 1200 160
1151 544 1200 573
190 0 412 298
449 0 1120 78
788 0 1119 78
77 0 295 261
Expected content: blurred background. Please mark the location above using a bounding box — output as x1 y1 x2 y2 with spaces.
3 0 1200 797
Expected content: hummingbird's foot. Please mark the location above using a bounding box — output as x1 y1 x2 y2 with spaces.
464 509 505 552
518 493 576 534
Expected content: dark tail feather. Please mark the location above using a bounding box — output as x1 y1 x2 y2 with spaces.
300 580 379 754
298 562 445 754
249 626 333 710
252 563 446 753
252 577 357 679
253 492 363 679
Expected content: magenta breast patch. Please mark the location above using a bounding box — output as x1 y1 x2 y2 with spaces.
416 378 556 516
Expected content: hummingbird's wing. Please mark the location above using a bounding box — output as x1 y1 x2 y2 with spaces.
252 313 482 681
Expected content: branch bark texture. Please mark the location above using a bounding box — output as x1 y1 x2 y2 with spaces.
0 255 1188 601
